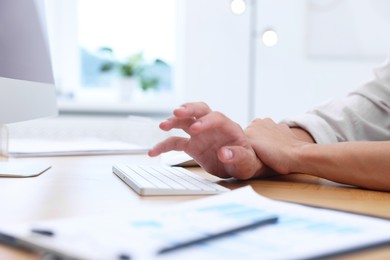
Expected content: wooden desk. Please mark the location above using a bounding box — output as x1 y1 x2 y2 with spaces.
0 154 389 259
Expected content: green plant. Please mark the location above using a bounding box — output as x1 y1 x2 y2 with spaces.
140 75 159 91
99 47 144 78
98 47 163 91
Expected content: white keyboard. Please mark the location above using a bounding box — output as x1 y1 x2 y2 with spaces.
113 164 230 196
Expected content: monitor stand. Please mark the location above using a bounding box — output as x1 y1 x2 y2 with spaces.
0 126 50 177
0 161 51 177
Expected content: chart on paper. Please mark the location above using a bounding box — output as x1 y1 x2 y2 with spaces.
1 187 390 259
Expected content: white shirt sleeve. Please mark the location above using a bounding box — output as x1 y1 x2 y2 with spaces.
281 59 390 144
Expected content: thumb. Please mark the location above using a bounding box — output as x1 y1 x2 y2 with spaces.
218 146 249 163
218 146 265 179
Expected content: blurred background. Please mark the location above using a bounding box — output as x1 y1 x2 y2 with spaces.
44 0 390 126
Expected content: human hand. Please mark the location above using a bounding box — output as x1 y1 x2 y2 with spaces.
148 102 265 179
245 118 311 175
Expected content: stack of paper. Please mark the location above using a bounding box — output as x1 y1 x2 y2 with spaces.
3 116 165 157
7 138 149 157
0 186 389 259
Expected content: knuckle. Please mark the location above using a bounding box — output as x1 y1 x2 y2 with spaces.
212 111 225 118
278 123 289 129
248 118 264 127
211 111 229 125
199 102 212 112
250 118 261 124
263 117 274 123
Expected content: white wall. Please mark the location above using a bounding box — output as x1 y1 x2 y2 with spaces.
253 0 390 121
181 0 390 126
179 0 252 126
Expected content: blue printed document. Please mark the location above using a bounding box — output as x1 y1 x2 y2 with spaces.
0 186 389 259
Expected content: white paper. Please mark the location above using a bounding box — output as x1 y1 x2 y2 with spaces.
7 138 149 157
0 186 389 259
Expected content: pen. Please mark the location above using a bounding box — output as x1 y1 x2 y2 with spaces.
31 229 55 237
157 215 278 254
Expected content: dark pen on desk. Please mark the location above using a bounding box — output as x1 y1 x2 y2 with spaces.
30 229 133 260
157 215 279 255
31 228 55 237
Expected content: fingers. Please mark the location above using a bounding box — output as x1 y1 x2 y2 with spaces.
148 136 189 157
190 111 241 134
158 102 213 134
159 117 196 133
173 102 212 119
161 103 236 135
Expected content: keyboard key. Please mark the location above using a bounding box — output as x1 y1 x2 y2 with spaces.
113 164 230 196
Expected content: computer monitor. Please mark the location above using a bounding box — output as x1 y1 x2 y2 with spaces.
0 0 58 177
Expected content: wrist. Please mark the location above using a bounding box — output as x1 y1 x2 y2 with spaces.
287 127 316 174
289 142 316 174
290 127 316 143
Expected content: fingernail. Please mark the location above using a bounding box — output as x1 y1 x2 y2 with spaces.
223 148 233 160
176 106 186 111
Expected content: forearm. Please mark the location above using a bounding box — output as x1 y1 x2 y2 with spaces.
292 141 390 191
